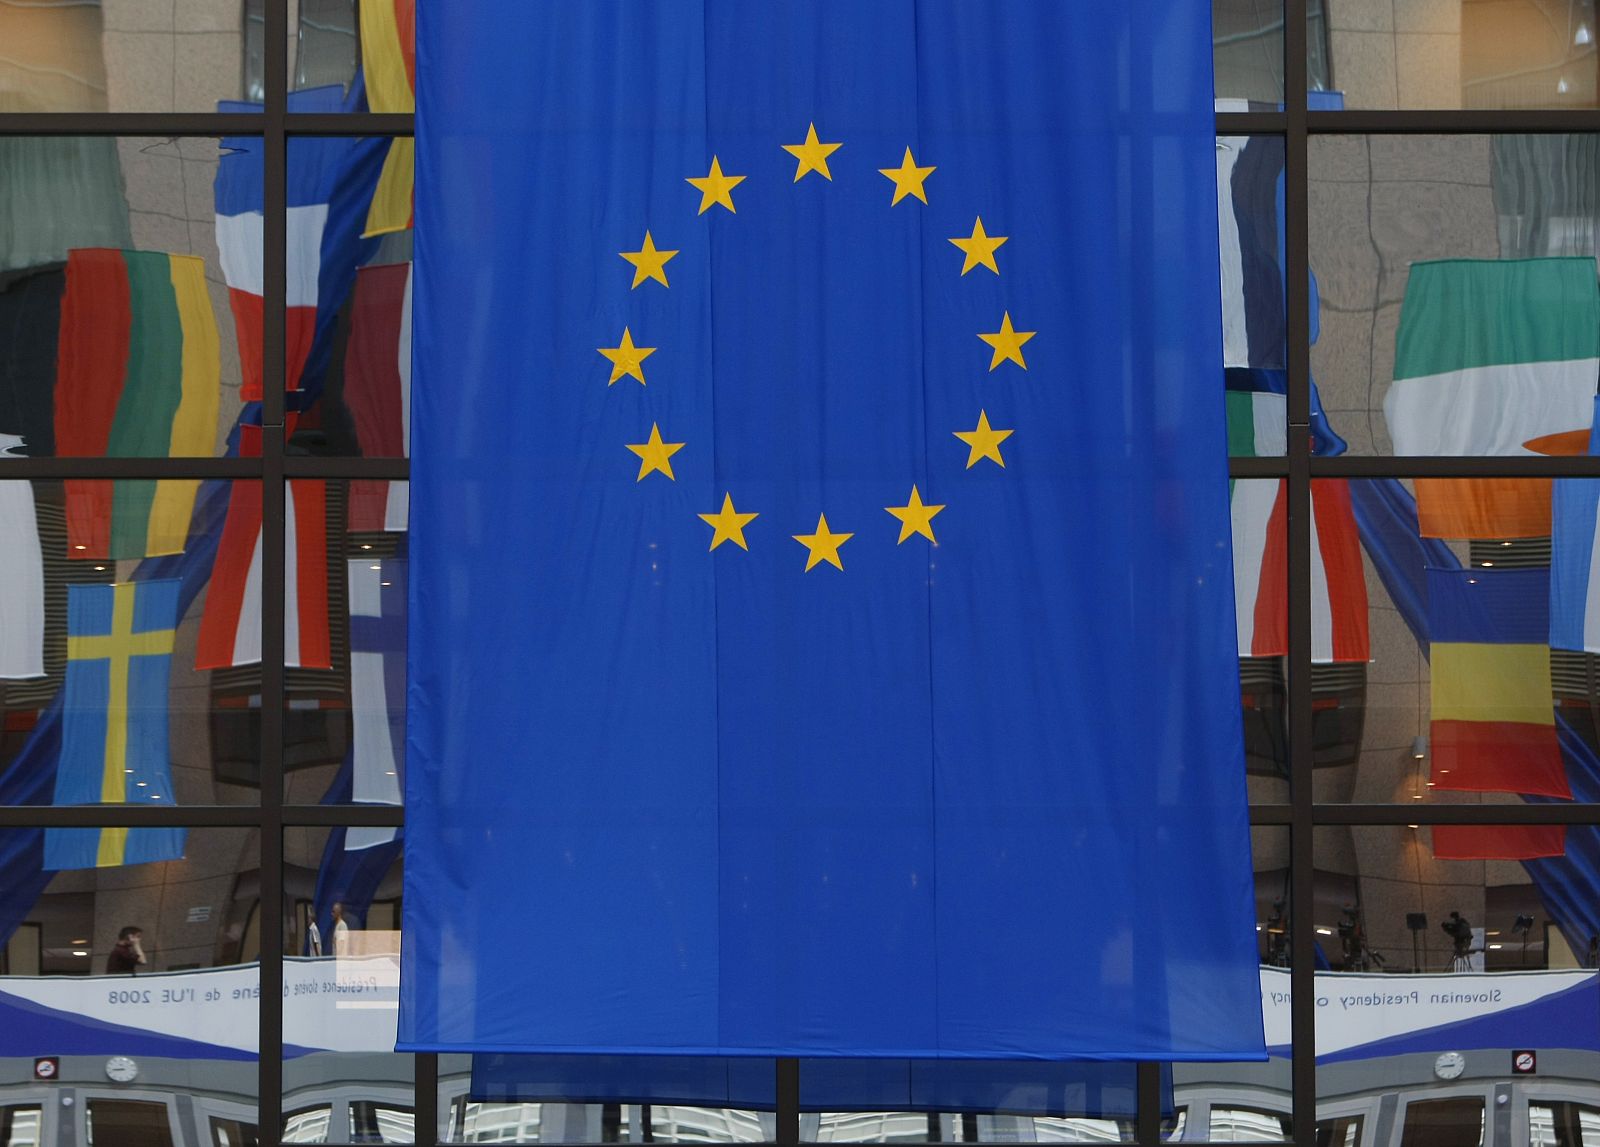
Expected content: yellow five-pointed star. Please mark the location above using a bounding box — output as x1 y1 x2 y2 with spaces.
792 513 854 571
619 231 679 288
687 156 746 214
885 485 946 543
698 493 759 551
948 216 1008 275
954 411 1014 469
598 327 656 385
783 122 843 182
878 147 935 205
626 423 685 481
978 311 1036 371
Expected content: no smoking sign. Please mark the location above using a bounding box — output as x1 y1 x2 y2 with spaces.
32 1057 58 1081
1513 1050 1538 1075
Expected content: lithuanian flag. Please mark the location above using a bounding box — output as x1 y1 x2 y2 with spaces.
360 0 415 238
54 249 220 559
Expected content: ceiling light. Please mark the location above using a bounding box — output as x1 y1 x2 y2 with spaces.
1578 22 1592 45
71 950 89 957
1315 927 1333 936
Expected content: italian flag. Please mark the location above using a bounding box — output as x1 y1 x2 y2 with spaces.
53 249 220 559
1228 392 1370 663
1384 258 1600 539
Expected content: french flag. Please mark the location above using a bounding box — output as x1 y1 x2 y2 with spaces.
196 425 331 670
214 87 388 401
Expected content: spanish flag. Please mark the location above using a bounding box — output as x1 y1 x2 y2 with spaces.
53 249 220 560
1429 567 1568 798
360 0 415 238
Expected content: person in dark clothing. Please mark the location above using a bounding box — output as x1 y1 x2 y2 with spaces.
105 926 146 974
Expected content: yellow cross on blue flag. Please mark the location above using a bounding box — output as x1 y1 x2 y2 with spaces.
45 580 185 871
402 1 1264 1059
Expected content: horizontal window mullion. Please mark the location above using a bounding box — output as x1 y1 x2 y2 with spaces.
0 805 266 828
0 114 265 137
1215 111 1287 135
1229 457 1289 479
0 458 263 480
1310 456 1600 478
285 113 414 136
1309 109 1600 134
281 804 406 827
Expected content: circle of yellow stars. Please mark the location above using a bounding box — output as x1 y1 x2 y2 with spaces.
596 122 1035 572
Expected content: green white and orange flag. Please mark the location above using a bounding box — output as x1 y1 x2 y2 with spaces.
360 0 415 238
1384 258 1600 539
54 249 220 560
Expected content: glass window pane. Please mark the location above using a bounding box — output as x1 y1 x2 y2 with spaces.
1301 478 1600 807
275 0 411 113
1323 1 1600 110
1167 829 1292 1143
0 136 255 460
284 827 409 1145
0 480 261 806
1317 824 1600 1139
0 826 260 1142
279 485 407 805
1311 133 1600 458
0 3 250 114
279 135 413 449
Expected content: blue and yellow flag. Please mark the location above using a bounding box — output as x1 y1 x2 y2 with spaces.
403 1 1262 1059
44 580 186 871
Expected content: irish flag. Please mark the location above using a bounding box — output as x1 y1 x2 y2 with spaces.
1384 259 1600 539
360 0 415 238
53 249 220 559
1229 391 1369 663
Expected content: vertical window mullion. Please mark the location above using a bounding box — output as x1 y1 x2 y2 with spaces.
259 1 289 1144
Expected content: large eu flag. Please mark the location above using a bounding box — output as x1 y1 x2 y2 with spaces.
403 1 1264 1058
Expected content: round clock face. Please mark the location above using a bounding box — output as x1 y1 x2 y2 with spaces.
104 1055 139 1083
1434 1051 1466 1081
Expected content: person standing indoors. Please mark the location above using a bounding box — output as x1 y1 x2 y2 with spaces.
106 926 146 974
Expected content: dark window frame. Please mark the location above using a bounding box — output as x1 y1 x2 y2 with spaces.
4 0 1600 1144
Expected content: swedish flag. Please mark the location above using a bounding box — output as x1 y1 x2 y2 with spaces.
44 580 185 871
403 1 1262 1059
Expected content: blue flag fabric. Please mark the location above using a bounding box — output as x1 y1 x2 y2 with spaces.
403 1 1262 1059
44 580 186 871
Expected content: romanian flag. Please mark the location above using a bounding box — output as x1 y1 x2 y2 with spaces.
360 0 415 237
43 580 186 870
1384 259 1599 539
53 249 220 559
1228 391 1369 663
195 427 331 670
1429 566 1568 798
344 262 411 532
